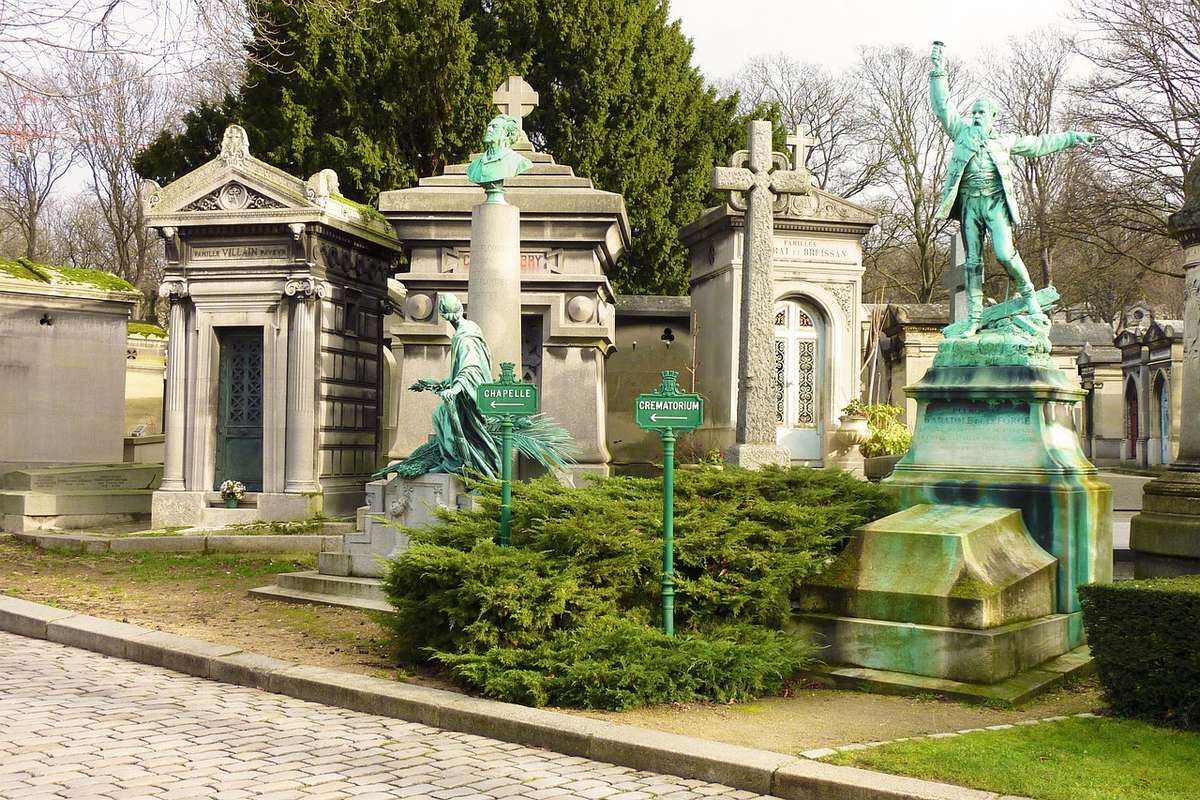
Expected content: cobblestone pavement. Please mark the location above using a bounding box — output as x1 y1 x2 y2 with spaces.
0 632 776 800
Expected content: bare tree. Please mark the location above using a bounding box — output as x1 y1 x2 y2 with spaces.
61 54 174 314
856 45 962 303
1071 0 1200 277
721 53 886 198
0 81 75 258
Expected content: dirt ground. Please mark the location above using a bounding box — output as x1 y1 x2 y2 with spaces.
0 536 1106 754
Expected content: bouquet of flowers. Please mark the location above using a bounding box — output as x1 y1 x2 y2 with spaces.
219 480 246 502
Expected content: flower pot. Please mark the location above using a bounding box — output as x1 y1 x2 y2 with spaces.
224 497 239 508
837 414 871 447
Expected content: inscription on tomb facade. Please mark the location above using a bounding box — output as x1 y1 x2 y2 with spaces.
191 244 291 261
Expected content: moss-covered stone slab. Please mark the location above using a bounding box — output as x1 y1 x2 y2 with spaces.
800 504 1056 629
794 611 1079 684
800 645 1094 706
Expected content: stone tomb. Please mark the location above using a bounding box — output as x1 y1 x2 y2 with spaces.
378 77 630 478
1115 319 1184 467
142 126 402 528
680 189 877 466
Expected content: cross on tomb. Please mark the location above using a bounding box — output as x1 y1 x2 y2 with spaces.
712 120 812 461
492 76 539 145
786 124 815 171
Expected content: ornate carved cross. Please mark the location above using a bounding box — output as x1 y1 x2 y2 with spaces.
492 76 539 144
712 119 811 460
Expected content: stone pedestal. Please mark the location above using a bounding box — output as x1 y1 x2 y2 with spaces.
467 202 521 375
318 473 467 578
884 365 1113 648
796 504 1069 684
1129 196 1200 576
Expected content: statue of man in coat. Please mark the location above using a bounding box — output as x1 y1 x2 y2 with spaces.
930 41 1099 338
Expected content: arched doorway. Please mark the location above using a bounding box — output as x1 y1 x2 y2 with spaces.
1156 373 1170 464
1124 379 1139 462
773 299 824 461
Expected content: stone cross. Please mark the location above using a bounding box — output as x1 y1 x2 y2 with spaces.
492 76 539 145
712 119 811 466
786 125 815 171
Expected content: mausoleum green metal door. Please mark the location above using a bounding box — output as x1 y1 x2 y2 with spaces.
215 327 264 492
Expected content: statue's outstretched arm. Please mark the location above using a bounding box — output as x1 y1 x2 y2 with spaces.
1011 130 1101 158
929 42 961 139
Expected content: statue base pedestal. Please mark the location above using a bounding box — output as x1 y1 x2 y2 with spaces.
1130 463 1200 577
319 473 468 578
883 365 1112 648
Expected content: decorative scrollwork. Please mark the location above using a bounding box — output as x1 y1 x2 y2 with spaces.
157 278 188 301
283 276 327 300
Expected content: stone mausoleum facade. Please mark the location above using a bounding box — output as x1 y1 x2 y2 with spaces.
142 126 401 527
680 188 877 466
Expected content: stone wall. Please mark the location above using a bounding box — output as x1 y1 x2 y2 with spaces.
605 296 695 471
0 273 138 473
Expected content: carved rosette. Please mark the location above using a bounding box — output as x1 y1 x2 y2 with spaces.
157 278 189 302
283 276 328 301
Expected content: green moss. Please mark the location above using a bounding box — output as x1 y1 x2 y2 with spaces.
128 322 167 338
55 266 137 292
331 193 387 224
0 258 137 293
0 258 51 283
949 575 1002 599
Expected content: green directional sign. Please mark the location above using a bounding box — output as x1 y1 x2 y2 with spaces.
476 362 538 548
478 366 539 417
634 371 706 638
635 376 703 432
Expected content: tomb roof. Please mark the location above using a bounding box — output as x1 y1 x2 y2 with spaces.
680 187 879 245
0 258 140 302
140 126 400 251
614 294 691 319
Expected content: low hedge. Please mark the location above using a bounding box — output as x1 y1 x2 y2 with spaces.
1080 576 1200 730
382 466 894 709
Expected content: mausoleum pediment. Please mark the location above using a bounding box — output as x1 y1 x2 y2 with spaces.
141 126 397 248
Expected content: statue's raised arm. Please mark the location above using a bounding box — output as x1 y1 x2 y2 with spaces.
928 41 961 140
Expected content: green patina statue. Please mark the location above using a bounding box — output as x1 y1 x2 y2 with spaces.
375 293 574 481
930 41 1099 341
466 114 532 204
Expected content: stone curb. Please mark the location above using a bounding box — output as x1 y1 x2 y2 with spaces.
0 594 1027 800
10 531 340 554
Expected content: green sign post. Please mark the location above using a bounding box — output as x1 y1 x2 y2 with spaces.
477 362 539 546
635 371 704 636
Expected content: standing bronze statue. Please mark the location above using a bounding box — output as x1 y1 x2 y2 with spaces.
930 41 1099 339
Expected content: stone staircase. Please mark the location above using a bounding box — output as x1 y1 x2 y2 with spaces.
248 571 391 613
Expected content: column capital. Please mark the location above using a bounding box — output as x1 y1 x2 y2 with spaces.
283 276 328 301
158 278 188 301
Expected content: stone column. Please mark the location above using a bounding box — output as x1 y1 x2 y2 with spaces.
467 202 521 373
158 279 189 491
1130 176 1200 576
284 277 322 492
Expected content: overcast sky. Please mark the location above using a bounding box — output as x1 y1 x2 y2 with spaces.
671 0 1079 80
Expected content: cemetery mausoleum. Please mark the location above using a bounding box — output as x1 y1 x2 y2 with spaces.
142 127 402 527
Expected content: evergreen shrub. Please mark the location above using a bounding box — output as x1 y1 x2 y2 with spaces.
1080 576 1200 730
381 466 894 709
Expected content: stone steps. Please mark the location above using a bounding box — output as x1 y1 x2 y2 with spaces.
248 570 391 613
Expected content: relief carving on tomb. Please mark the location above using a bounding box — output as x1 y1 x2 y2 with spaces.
182 182 286 212
318 242 388 284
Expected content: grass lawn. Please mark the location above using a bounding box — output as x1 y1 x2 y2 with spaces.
826 716 1200 800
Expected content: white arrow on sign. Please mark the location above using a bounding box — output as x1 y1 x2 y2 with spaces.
650 413 689 422
493 402 527 408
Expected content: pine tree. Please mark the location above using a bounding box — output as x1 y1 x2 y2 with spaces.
136 0 745 294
